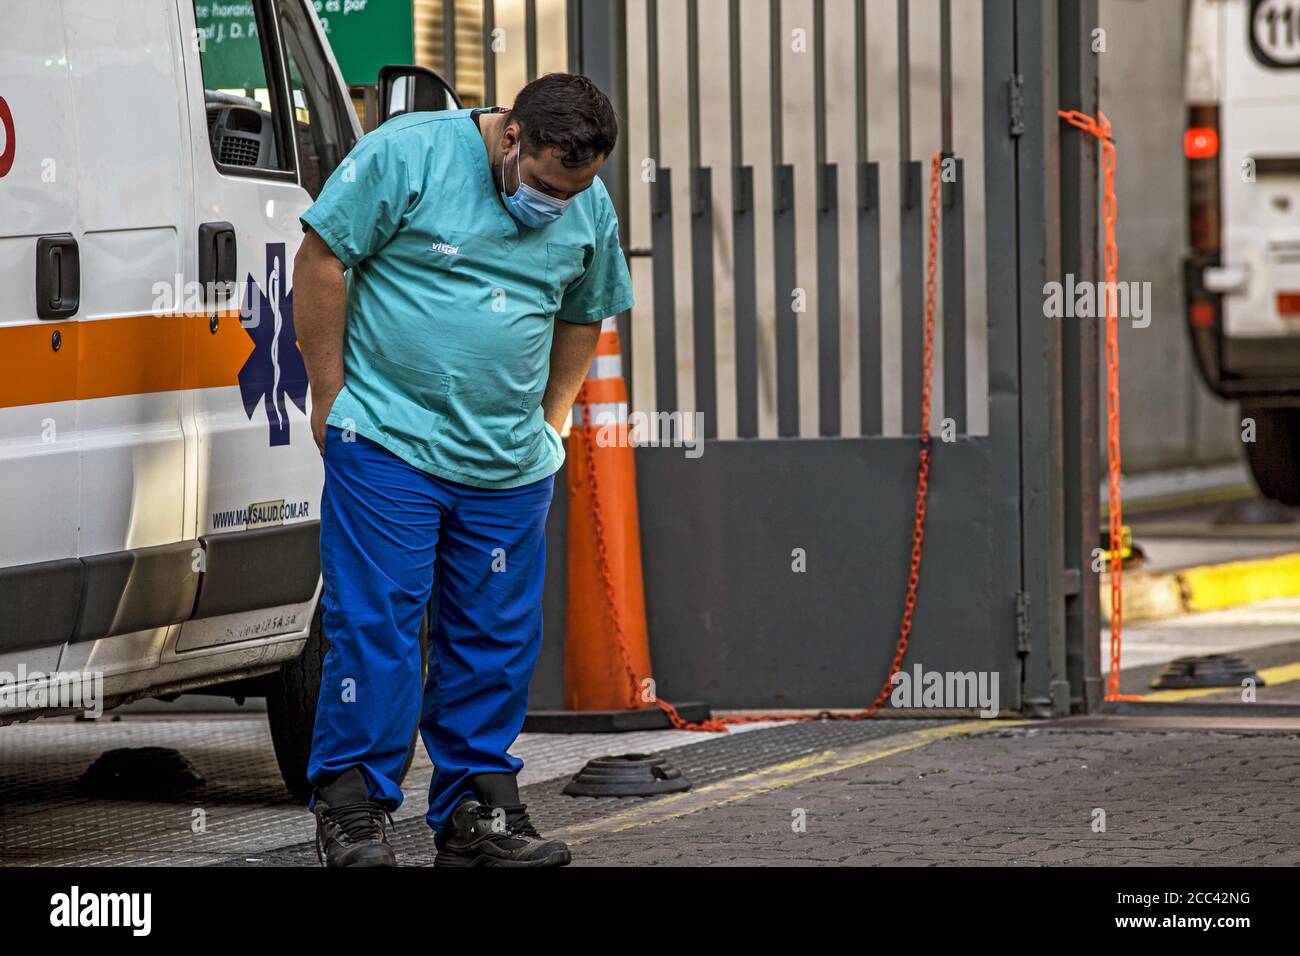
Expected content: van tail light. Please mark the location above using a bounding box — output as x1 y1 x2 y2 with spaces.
1184 127 1219 159
1187 104 1221 256
1279 293 1300 318
1190 299 1217 328
1184 256 1224 396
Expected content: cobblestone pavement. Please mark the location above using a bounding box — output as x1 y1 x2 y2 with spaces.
3 711 1299 866
0 714 766 866
559 722 1300 867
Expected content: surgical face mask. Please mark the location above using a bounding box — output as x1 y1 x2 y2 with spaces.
500 145 572 228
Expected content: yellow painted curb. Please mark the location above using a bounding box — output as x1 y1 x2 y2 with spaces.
1102 551 1300 623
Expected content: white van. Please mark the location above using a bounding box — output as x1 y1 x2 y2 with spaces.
0 0 456 797
1185 0 1300 502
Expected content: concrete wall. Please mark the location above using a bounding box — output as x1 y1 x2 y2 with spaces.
1100 0 1241 471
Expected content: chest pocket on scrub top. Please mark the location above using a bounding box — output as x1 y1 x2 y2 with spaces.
545 242 586 312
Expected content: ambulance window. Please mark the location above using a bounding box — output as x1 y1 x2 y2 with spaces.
277 0 357 197
192 0 293 179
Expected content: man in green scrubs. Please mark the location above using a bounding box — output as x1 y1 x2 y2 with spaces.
294 73 633 867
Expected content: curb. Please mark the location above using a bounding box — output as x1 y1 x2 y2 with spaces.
1103 551 1300 623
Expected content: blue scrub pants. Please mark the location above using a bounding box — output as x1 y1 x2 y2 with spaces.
307 426 554 835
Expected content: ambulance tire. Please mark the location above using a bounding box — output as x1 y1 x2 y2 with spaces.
266 602 429 803
1242 405 1300 506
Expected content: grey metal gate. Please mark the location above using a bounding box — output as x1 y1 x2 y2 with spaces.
415 0 1102 717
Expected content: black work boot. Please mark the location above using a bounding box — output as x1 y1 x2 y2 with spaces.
314 766 397 867
433 772 571 868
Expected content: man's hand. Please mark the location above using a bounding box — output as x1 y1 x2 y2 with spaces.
310 387 341 454
294 229 349 455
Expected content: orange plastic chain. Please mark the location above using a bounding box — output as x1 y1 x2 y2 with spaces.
578 150 944 731
1058 110 1135 702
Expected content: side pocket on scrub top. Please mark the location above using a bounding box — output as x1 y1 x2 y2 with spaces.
357 344 452 449
510 392 550 472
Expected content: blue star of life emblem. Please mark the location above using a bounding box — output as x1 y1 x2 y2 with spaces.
238 242 309 446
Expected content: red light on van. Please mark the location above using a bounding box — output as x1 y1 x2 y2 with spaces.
1278 293 1300 318
1190 300 1216 328
1184 127 1219 160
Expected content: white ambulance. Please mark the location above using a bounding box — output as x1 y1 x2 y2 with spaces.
1185 0 1300 502
0 0 456 798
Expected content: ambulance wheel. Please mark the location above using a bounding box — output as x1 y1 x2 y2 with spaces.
1243 405 1300 506
266 603 429 803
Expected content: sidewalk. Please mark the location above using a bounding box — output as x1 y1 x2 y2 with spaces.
559 717 1300 866
4 710 1298 866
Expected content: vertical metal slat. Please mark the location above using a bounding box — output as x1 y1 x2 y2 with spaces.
483 0 497 106
774 166 799 437
858 161 883 435
442 0 456 89
817 164 840 436
854 0 882 436
942 158 967 433
900 161 924 434
525 0 538 82
652 170 678 430
813 0 839 436
897 0 922 434
734 166 759 438
730 0 757 438
771 0 798 436
691 169 716 439
686 0 715 437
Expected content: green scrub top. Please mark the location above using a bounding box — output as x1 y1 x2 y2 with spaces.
300 108 634 489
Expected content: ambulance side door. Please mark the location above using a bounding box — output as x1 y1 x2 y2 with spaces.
54 0 196 684
173 0 357 653
0 0 83 681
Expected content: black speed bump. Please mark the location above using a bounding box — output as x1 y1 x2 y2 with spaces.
563 753 691 797
79 747 205 798
1150 654 1265 690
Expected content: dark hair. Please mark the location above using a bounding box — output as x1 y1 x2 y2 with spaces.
509 73 619 167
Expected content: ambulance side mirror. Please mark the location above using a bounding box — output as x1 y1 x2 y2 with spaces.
377 66 462 124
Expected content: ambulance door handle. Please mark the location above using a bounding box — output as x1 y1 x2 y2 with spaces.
198 221 237 306
36 234 80 320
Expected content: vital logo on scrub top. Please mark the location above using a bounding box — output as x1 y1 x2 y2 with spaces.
238 243 308 446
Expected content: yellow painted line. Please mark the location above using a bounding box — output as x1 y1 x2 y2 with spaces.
549 720 1026 846
1141 661 1300 702
1102 550 1300 623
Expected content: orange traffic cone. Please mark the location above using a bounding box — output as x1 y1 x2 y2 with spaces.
564 317 654 712
521 318 711 734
